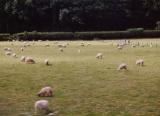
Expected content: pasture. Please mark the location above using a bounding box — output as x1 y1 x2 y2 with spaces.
0 39 160 116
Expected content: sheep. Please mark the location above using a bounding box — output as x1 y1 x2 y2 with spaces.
149 43 153 48
117 63 128 70
117 46 123 49
57 44 66 48
20 47 24 51
80 43 85 46
5 51 12 56
4 47 11 51
37 86 53 97
59 48 63 52
12 53 17 58
45 44 50 47
131 44 136 48
20 56 26 62
136 59 144 66
96 53 103 59
25 57 35 64
45 59 50 65
34 100 49 114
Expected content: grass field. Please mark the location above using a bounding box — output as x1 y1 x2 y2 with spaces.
0 39 160 116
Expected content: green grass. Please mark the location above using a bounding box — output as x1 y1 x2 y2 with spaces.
0 39 160 116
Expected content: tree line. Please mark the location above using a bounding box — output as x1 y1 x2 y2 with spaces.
0 0 160 33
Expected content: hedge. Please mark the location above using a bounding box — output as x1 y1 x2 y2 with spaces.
1 30 160 41
0 34 10 41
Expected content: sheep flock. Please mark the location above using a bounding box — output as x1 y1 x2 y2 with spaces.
0 39 159 116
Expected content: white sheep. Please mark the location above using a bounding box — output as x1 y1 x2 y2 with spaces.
25 57 35 64
12 53 17 58
20 56 26 62
37 86 53 97
131 44 136 48
117 46 123 49
4 47 11 51
45 59 50 65
117 63 128 70
59 48 63 52
136 59 144 66
20 47 24 51
45 44 50 47
5 51 12 56
80 43 85 46
34 100 49 114
96 53 103 59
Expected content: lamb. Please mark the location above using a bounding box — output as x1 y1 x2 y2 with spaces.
25 57 35 64
96 53 103 59
117 63 128 70
136 59 144 66
37 86 53 97
34 100 49 114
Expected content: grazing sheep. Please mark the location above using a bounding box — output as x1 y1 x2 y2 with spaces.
4 47 11 51
45 59 50 65
20 56 26 62
5 51 12 56
96 53 103 59
117 46 123 49
20 47 24 51
25 57 35 64
117 63 128 70
59 48 63 52
131 44 136 48
136 59 144 66
34 100 49 114
149 43 153 48
12 53 17 58
58 44 66 48
37 86 53 97
45 44 50 47
80 43 85 46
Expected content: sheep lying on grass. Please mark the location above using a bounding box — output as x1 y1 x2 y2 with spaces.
136 59 144 66
117 63 128 70
37 86 53 97
96 53 103 59
35 100 50 114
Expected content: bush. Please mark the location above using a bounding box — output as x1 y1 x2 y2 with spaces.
127 28 144 33
0 34 10 41
15 32 74 40
2 30 160 41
